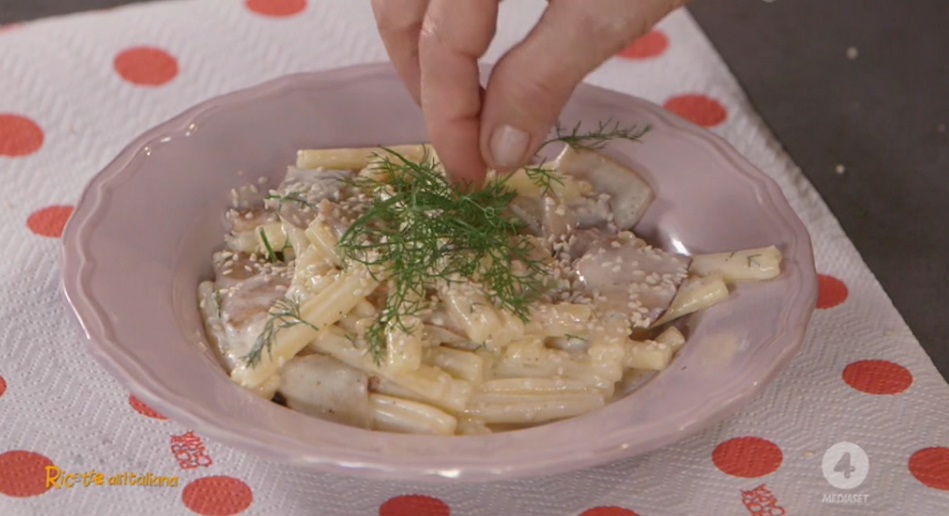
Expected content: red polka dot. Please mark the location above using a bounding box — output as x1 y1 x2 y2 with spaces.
182 476 253 516
664 95 727 127
843 360 912 395
129 395 167 420
379 495 450 516
0 114 44 157
0 375 6 399
114 47 179 87
581 508 639 516
0 451 56 497
816 274 849 309
618 30 669 60
26 205 73 238
712 437 783 478
909 447 949 491
245 0 307 17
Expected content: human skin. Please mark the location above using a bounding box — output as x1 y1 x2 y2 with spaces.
371 0 688 187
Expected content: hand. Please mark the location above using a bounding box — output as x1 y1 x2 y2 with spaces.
371 0 686 187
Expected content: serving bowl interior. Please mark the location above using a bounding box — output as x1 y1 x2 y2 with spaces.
62 63 816 483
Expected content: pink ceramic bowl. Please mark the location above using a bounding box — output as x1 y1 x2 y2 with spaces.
62 63 817 483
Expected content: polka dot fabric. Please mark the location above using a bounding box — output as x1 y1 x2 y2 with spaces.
128 395 168 420
379 495 451 516
0 114 44 157
182 476 254 515
712 437 783 478
114 47 179 87
26 205 73 238
245 0 308 18
0 451 56 498
0 1 947 515
618 30 669 60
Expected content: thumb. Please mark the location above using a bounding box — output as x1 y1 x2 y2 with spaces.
480 0 682 172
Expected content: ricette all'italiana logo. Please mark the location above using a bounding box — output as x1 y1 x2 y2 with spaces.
45 466 178 489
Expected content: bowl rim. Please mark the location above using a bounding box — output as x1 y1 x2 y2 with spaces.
61 62 817 483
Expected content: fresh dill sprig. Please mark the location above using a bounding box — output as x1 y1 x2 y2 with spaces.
259 228 280 264
522 163 564 196
213 289 224 319
264 192 318 212
242 297 318 367
338 148 549 364
508 118 648 194
331 118 647 363
542 118 651 152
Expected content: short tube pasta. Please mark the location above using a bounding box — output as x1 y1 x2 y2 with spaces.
201 139 785 435
440 283 505 346
304 219 340 266
464 391 606 425
296 144 435 171
370 394 458 435
230 265 379 389
690 245 783 283
652 274 731 327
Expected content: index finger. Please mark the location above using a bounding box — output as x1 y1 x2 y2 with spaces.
418 0 499 187
370 0 430 104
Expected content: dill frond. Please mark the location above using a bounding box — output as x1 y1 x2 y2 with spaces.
242 297 318 367
265 192 318 212
334 118 648 363
522 163 564 196
338 147 550 364
503 118 648 195
213 289 223 319
543 118 651 152
259 228 280 264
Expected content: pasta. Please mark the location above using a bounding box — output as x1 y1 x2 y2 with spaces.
198 137 784 435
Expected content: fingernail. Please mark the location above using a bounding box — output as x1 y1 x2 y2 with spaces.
489 125 530 169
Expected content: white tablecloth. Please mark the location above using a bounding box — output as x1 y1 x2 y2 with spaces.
1 1 947 514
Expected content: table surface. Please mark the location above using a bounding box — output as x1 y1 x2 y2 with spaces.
3 0 947 382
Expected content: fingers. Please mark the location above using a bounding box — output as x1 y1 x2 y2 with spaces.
418 0 500 187
370 0 430 103
481 0 685 172
375 0 685 184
